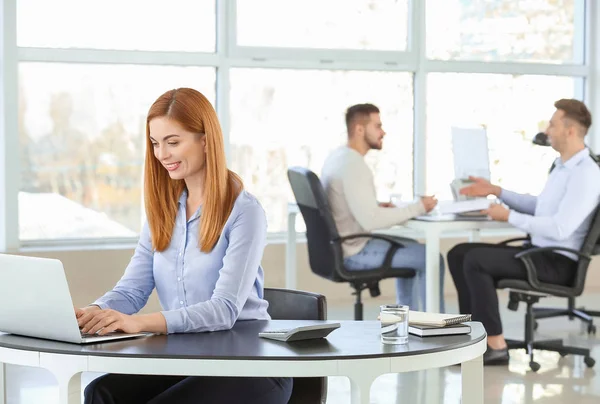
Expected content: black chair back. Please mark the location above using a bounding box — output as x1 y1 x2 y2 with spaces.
571 205 600 294
264 288 327 404
287 167 345 282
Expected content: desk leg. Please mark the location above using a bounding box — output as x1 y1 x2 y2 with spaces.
348 375 375 404
425 230 441 312
41 354 87 404
469 229 481 243
0 362 5 404
346 360 382 404
285 211 298 290
461 355 484 404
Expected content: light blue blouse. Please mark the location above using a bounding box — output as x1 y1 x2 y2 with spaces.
93 189 270 333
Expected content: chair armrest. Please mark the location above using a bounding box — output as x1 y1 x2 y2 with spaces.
334 233 408 279
336 233 405 248
497 237 530 246
515 246 590 261
514 246 589 289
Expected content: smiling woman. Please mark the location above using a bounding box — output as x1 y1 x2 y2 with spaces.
76 88 294 404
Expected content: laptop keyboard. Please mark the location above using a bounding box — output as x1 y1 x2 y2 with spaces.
80 330 118 338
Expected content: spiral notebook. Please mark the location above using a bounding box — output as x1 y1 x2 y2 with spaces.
409 311 471 328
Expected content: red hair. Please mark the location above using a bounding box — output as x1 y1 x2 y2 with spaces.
144 88 242 252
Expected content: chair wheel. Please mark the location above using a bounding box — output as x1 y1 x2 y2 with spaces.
584 356 595 368
529 361 541 372
588 325 597 335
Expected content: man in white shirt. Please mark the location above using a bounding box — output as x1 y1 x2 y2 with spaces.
321 103 444 312
449 99 600 366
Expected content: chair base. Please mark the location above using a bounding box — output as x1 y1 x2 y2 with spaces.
506 290 596 371
533 301 600 335
351 281 382 321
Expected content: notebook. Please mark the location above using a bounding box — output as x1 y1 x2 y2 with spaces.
409 311 472 327
408 323 471 337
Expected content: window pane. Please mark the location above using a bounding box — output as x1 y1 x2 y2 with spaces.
237 0 408 51
230 68 413 232
426 0 583 63
17 0 215 52
426 73 577 200
19 63 215 240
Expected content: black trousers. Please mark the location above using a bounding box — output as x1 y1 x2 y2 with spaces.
84 374 293 404
447 242 577 336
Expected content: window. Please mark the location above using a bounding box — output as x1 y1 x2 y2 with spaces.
426 73 577 200
426 0 583 64
2 0 593 249
17 0 216 52
236 0 409 51
18 63 215 240
229 68 413 231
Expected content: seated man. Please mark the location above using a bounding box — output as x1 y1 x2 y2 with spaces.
321 103 445 312
448 99 600 366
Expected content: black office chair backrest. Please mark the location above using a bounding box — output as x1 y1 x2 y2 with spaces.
287 167 345 282
264 287 327 320
263 288 327 404
571 204 600 294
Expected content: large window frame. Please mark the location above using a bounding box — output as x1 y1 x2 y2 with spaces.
1 0 599 251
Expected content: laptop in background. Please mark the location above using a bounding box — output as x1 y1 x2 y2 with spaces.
0 253 152 344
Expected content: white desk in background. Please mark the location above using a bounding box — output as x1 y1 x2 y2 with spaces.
285 203 521 312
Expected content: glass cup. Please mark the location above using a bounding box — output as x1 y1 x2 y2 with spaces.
380 304 409 344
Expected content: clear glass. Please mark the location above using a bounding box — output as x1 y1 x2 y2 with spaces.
425 73 577 201
229 68 414 232
18 63 216 240
426 0 583 64
236 0 408 51
17 0 215 52
380 304 409 345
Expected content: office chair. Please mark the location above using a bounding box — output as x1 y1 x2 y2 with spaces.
496 205 600 371
527 148 600 334
264 288 327 404
287 166 417 321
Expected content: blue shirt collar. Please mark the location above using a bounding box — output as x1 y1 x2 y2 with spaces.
555 148 590 170
177 189 202 221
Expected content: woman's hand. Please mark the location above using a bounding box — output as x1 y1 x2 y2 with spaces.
80 309 142 335
75 305 102 327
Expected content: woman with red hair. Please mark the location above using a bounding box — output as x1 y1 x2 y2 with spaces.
77 88 292 403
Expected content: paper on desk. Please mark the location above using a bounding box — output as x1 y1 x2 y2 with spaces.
438 199 491 215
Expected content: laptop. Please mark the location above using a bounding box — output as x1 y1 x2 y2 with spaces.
0 253 152 344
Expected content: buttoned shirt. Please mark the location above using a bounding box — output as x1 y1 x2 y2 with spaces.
501 148 600 260
94 190 270 333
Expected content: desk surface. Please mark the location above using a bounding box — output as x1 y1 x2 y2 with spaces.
0 320 485 361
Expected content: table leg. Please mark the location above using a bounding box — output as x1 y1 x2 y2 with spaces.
461 355 484 404
425 229 441 312
469 229 481 243
41 353 87 404
58 372 83 404
285 211 298 290
0 362 5 404
348 375 376 404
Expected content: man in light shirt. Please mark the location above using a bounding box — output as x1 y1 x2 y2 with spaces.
449 99 600 366
321 103 445 312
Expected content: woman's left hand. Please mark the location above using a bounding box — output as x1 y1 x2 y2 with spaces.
80 309 142 335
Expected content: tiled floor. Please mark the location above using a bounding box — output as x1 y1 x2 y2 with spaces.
3 292 600 403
